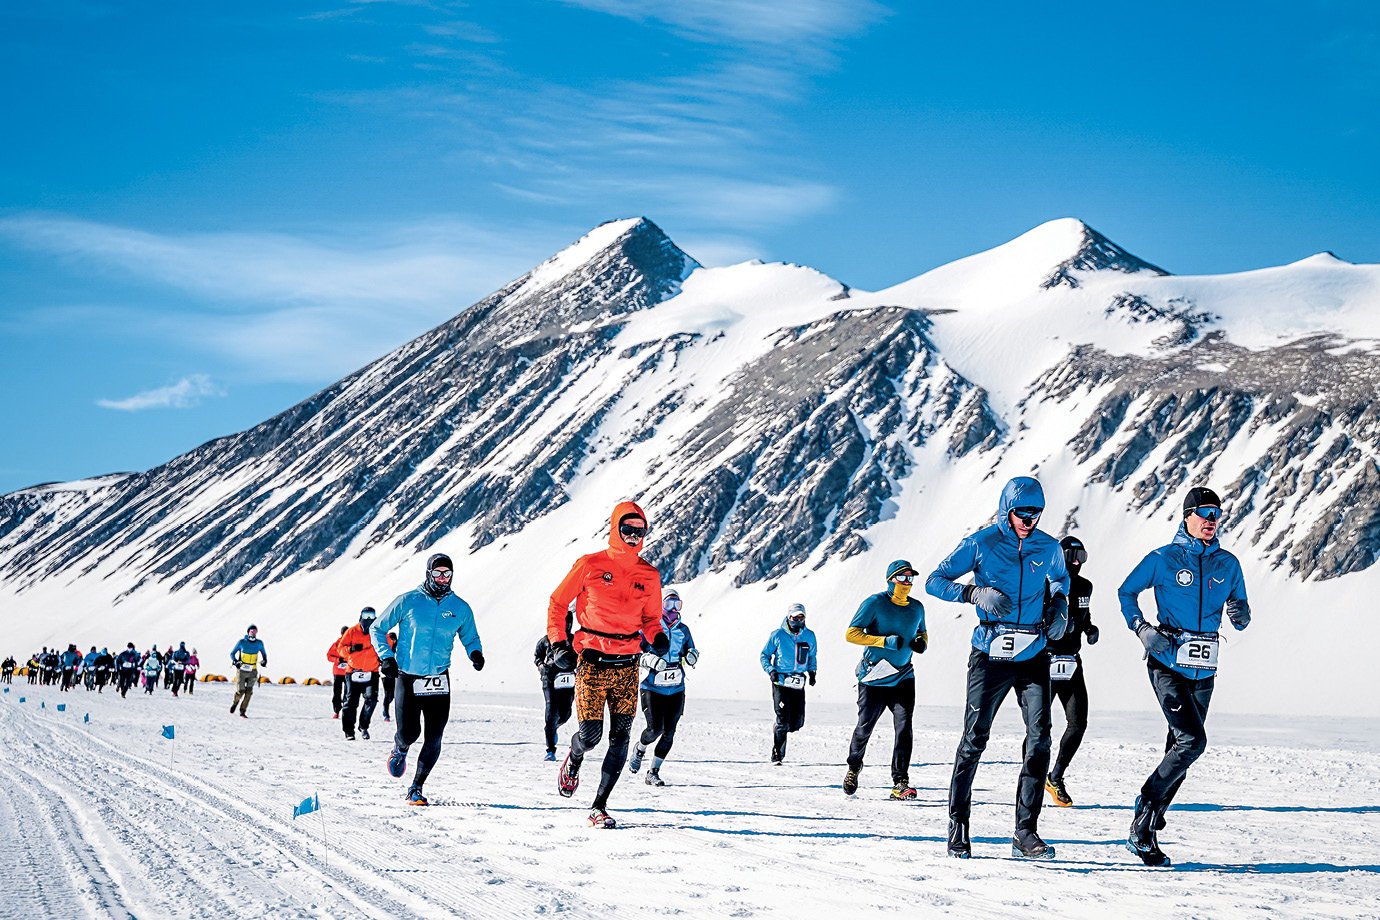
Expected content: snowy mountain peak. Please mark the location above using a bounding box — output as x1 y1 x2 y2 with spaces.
508 217 698 303
1034 218 1168 288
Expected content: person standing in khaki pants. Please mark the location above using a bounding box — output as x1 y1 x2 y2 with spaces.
230 625 268 718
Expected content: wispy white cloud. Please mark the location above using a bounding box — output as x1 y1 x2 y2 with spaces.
0 213 566 381
97 375 225 412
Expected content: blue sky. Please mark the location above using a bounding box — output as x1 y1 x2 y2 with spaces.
2 0 1377 493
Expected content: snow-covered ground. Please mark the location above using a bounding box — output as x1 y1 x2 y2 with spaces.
2 681 1377 919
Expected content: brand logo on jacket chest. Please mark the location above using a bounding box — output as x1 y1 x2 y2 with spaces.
1175 569 1194 587
601 572 613 584
634 582 647 592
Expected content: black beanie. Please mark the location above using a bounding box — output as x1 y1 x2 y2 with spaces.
1183 487 1222 517
423 553 454 599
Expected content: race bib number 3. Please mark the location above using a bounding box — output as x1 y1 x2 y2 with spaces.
1175 636 1220 670
780 673 806 689
654 667 683 687
553 672 575 689
1049 655 1078 681
414 674 450 696
988 630 1039 661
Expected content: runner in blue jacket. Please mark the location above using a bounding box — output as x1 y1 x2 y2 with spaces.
371 553 484 806
761 604 817 764
1119 486 1250 866
628 588 699 786
926 476 1070 860
843 559 927 800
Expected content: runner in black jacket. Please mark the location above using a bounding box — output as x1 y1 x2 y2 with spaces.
1044 536 1099 807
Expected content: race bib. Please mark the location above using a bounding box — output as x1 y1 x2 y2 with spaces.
1174 634 1219 670
174 663 185 671
350 670 372 684
654 667 684 688
988 628 1040 661
553 672 575 689
779 673 806 689
414 674 450 696
239 663 256 673
1049 655 1078 681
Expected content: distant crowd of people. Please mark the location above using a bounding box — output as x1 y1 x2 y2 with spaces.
7 642 200 697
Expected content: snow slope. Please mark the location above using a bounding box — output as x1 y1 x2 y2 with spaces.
1 683 1377 918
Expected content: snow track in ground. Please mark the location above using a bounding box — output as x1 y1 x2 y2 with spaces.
1 684 1378 918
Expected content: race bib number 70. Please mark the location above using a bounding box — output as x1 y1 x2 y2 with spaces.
414 674 450 696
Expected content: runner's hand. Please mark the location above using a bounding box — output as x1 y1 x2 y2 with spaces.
966 586 1011 618
1225 598 1251 630
1134 620 1171 656
1085 625 1100 645
379 657 399 679
470 651 485 671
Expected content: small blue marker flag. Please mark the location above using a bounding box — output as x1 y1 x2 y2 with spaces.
293 793 320 820
41 701 45 709
3 687 9 694
161 724 175 740
18 697 24 703
84 713 90 724
56 703 66 712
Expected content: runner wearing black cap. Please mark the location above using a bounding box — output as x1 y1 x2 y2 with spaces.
1118 486 1250 866
842 559 928 800
1044 535 1099 807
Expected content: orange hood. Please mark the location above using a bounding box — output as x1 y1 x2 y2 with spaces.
607 500 647 558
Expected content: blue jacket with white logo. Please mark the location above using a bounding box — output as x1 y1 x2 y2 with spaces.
760 619 818 685
925 477 1070 662
1118 522 1249 679
641 619 696 696
371 587 482 678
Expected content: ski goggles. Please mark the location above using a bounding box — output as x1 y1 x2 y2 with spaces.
1065 548 1088 565
891 573 915 584
1011 507 1043 525
429 568 453 578
788 614 807 626
1189 505 1223 522
663 597 682 613
618 523 647 539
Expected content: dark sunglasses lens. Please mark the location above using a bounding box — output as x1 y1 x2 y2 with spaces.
1196 506 1222 521
1072 549 1088 564
620 524 646 538
430 569 452 578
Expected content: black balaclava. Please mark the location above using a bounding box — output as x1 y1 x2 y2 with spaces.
1060 535 1086 575
423 553 453 599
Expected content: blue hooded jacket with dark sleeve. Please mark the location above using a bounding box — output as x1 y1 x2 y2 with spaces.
1118 521 1249 679
760 619 818 684
641 619 696 695
925 476 1070 661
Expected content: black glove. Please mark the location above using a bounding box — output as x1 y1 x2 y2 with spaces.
807 671 816 686
546 639 575 669
378 657 398 678
909 633 927 654
1226 598 1251 630
349 643 363 653
1044 594 1070 641
1085 624 1100 645
965 585 1012 618
769 670 779 683
650 631 670 657
470 650 485 671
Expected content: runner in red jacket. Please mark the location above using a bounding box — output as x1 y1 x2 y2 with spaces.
548 501 667 828
326 626 349 718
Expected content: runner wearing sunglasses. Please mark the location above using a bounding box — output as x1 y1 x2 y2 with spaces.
926 476 1071 860
1118 486 1250 866
547 501 666 829
1044 535 1099 807
842 559 928 800
628 587 699 786
760 603 818 764
371 552 485 806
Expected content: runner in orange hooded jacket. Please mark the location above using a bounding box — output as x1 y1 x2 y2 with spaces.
548 501 667 828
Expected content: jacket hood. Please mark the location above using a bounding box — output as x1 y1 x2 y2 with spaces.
781 615 810 633
1172 521 1219 555
607 500 647 557
997 476 1045 539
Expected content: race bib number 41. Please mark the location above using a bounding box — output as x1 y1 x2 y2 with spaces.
553 672 575 689
414 674 450 696
1175 635 1219 670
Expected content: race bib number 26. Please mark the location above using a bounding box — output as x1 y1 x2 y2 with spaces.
1175 637 1219 670
414 674 450 696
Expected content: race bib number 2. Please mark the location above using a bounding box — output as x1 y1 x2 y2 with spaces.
350 670 372 684
414 674 450 696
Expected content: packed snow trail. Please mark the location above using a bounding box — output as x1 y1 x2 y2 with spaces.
1 684 1377 918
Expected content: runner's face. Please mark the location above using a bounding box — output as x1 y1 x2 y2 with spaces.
1008 509 1039 539
619 517 647 546
1187 509 1219 540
